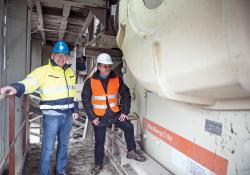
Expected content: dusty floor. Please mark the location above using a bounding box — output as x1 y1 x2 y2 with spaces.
22 140 120 175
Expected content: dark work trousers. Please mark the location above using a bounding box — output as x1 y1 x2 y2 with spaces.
93 118 136 165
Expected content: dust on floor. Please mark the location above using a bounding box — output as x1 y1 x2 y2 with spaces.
22 140 120 175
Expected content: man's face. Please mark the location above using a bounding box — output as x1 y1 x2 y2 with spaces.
98 64 113 77
52 53 69 68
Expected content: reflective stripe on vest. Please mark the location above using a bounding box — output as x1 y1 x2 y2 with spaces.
92 96 106 100
40 103 74 110
92 104 107 109
109 102 117 107
90 76 120 116
41 85 75 94
91 94 117 101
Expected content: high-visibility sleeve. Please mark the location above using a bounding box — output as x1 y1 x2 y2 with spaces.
19 66 47 94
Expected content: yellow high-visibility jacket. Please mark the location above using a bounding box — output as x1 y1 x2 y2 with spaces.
13 59 77 111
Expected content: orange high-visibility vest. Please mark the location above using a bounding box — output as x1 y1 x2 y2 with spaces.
90 76 120 116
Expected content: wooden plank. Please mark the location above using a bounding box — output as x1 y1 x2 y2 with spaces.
74 11 94 47
88 18 94 42
35 0 46 44
40 5 89 17
36 0 107 8
58 4 71 40
26 0 34 9
85 46 123 57
84 32 103 47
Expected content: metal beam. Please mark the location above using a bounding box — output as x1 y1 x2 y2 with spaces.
85 47 123 58
84 32 103 47
74 11 94 47
26 0 34 9
90 7 107 27
88 18 94 42
35 0 46 44
36 0 107 8
58 4 71 40
9 96 15 175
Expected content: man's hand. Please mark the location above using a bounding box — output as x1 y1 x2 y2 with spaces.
92 117 100 126
0 86 17 96
119 113 128 122
72 113 79 120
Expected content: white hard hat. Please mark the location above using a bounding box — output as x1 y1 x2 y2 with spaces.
96 53 113 65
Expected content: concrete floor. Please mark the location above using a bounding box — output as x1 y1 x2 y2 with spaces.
22 140 120 175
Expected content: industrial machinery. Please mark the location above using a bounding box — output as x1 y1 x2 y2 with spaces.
1 0 249 174
115 0 250 174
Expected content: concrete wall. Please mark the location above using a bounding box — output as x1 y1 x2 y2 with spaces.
5 0 31 174
31 39 42 70
41 45 52 65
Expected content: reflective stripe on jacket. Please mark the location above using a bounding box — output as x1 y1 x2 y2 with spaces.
90 76 120 116
19 59 76 110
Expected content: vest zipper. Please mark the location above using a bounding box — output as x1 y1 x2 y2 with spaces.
63 69 69 109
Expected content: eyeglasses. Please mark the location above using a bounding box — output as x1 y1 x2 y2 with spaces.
101 65 112 69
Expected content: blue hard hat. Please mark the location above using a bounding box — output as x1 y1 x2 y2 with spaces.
52 41 70 54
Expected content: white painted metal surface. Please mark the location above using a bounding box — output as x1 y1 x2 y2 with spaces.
124 67 250 175
105 127 172 175
117 0 250 174
117 0 250 106
145 92 249 175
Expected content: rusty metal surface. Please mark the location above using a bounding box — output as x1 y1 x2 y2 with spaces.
22 96 29 156
0 95 30 175
9 96 15 175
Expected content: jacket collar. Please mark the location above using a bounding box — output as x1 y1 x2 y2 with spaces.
49 59 72 70
92 70 117 80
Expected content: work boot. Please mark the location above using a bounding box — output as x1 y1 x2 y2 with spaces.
91 164 103 175
127 150 146 162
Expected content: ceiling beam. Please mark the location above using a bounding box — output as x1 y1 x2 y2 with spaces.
58 4 71 40
85 47 123 58
36 0 107 8
88 18 94 42
90 7 107 27
74 11 94 47
40 6 88 18
84 32 103 47
26 0 34 9
35 0 46 44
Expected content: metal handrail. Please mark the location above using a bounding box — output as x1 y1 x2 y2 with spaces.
0 113 29 170
29 114 43 123
0 94 29 175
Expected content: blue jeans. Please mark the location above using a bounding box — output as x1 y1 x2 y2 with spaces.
40 111 72 175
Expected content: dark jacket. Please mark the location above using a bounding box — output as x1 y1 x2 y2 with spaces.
81 70 131 126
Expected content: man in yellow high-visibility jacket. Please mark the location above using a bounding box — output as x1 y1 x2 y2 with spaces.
0 41 78 175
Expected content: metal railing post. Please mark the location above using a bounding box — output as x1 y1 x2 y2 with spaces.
0 94 30 175
9 95 15 175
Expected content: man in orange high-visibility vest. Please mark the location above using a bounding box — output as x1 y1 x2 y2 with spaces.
82 53 146 174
